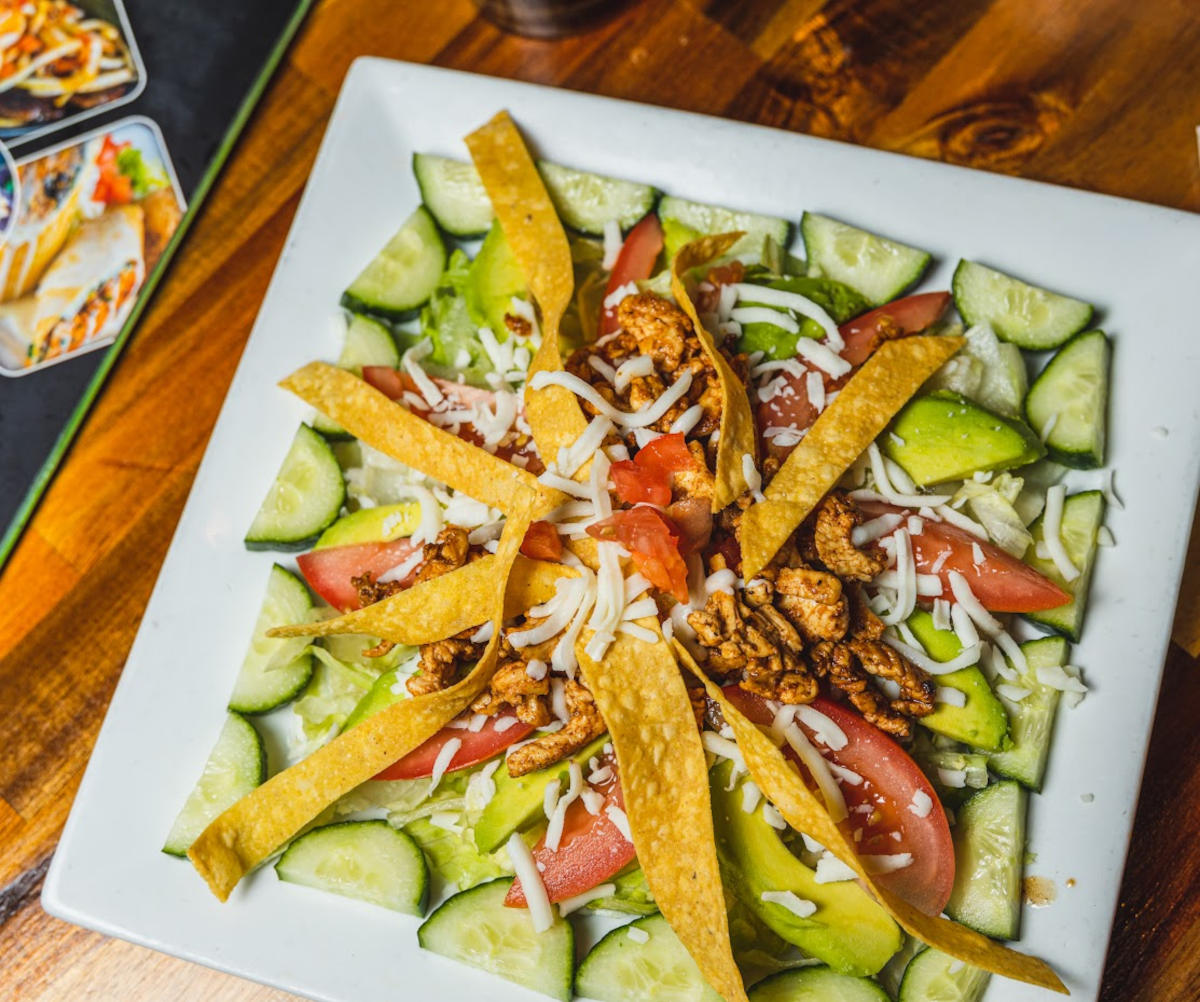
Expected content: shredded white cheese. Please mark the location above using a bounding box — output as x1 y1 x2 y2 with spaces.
1042 484 1081 582
506 833 554 932
760 890 818 918
428 738 462 796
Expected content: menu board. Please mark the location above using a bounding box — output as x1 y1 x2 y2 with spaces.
0 0 309 565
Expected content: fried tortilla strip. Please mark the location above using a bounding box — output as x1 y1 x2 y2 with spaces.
188 502 537 901
281 361 553 517
671 233 759 511
578 628 748 1002
741 335 963 578
677 644 1068 994
465 111 588 463
266 554 573 644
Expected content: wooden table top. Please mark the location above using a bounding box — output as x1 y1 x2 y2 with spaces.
2 0 1198 999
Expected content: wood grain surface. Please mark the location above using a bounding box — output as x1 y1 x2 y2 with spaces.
2 0 1198 999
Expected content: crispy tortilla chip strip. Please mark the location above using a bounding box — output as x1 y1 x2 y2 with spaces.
465 111 588 463
188 501 537 900
281 361 552 517
741 336 963 578
578 629 748 1002
677 645 1068 994
671 233 759 511
266 555 572 644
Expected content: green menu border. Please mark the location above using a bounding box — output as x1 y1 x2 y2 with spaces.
0 0 316 571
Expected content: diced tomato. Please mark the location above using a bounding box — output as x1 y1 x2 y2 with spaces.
374 715 535 781
857 500 1070 613
521 520 564 561
93 135 134 205
724 687 955 916
506 753 635 906
296 538 422 612
758 292 951 459
361 366 541 470
599 214 664 336
610 432 696 507
588 506 689 602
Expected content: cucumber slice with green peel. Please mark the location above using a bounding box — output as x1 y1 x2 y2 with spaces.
988 636 1069 790
953 260 1093 350
341 206 446 321
314 502 422 549
418 878 575 1001
658 195 790 263
906 611 1009 751
340 665 406 732
884 391 1044 487
801 212 931 306
898 948 991 1002
228 565 314 714
945 780 1027 940
244 424 345 551
537 160 659 234
575 913 722 1002
163 712 265 856
274 819 428 914
413 153 494 237
748 966 890 1002
1022 491 1104 642
1024 329 1110 468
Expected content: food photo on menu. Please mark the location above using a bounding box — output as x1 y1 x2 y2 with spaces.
0 118 181 373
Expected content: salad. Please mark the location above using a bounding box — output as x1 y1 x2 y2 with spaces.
165 112 1112 1002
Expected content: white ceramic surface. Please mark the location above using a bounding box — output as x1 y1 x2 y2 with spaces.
43 57 1200 1002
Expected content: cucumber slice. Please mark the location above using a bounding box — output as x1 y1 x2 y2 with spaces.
898 948 990 1002
1024 329 1110 468
748 966 890 1002
575 913 721 1002
312 314 401 437
884 392 1044 487
800 212 930 306
953 260 1093 350
1022 491 1104 641
658 195 790 263
228 565 314 714
275 819 428 915
537 160 658 234
314 502 422 549
418 878 574 1001
413 153 494 237
244 424 345 551
988 636 1069 790
163 712 265 856
945 780 1027 940
341 206 446 321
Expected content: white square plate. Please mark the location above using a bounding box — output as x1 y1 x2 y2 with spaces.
43 57 1200 1002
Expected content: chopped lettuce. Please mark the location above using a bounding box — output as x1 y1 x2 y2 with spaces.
116 147 168 198
585 863 657 916
405 815 510 893
927 323 1027 418
1011 459 1068 525
563 234 607 349
292 646 377 740
661 215 701 265
417 249 494 385
952 473 1033 557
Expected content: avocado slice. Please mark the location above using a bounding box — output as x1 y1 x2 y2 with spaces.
474 734 610 853
734 276 869 361
710 760 901 976
466 220 527 341
314 502 422 550
884 391 1045 487
341 666 406 732
905 611 1010 752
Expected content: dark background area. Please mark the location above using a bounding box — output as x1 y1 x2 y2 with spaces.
0 0 303 543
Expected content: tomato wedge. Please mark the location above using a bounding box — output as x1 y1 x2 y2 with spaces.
374 714 535 781
599 214 664 336
588 506 689 602
361 366 540 469
857 500 1070 613
724 687 954 916
297 537 422 612
758 292 951 459
506 753 636 906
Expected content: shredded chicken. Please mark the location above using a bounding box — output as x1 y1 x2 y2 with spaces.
505 678 606 777
470 660 552 727
809 637 934 739
406 527 484 696
799 491 887 582
350 572 405 609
